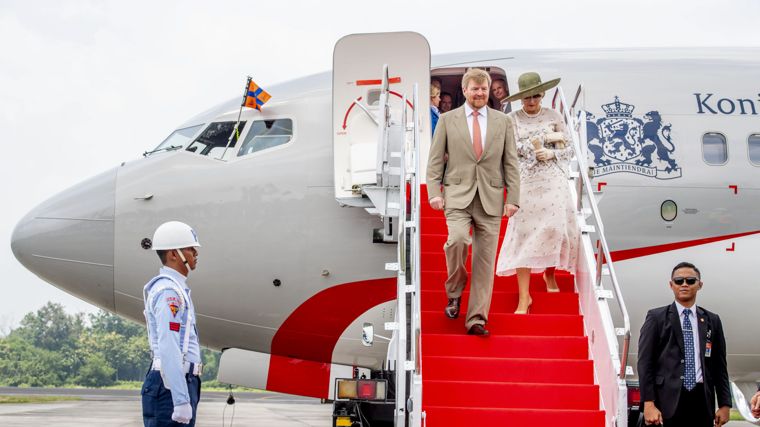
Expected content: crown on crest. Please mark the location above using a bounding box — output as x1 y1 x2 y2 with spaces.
601 96 635 118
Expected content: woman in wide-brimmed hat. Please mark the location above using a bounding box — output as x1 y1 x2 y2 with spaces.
495 72 580 314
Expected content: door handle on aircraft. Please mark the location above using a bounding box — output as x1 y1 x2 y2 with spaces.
134 193 153 200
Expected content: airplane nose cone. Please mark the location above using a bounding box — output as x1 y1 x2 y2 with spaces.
10 167 117 310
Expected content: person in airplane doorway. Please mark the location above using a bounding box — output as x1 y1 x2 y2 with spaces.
491 78 511 113
141 221 203 426
495 72 579 314
426 68 521 337
439 92 453 113
430 84 441 137
637 262 731 427
431 76 442 91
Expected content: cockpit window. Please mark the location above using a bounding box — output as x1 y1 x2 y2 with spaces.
151 124 205 155
237 119 293 157
186 121 247 160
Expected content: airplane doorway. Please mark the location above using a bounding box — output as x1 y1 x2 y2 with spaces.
431 67 510 114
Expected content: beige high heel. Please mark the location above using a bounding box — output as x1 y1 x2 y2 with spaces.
544 272 560 293
514 297 532 314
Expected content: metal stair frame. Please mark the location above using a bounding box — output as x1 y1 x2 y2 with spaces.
557 84 631 427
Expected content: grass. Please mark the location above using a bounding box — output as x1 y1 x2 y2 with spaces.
0 396 83 404
730 410 745 421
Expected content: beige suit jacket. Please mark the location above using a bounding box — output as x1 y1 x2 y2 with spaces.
426 105 520 216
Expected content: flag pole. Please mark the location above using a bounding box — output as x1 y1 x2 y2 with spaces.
221 76 251 160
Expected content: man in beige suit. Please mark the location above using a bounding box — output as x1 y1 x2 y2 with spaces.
426 68 521 337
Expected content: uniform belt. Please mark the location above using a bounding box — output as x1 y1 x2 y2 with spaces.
152 359 203 376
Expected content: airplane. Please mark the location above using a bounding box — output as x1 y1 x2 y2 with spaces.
10 32 760 426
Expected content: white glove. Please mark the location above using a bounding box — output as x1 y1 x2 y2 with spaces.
535 148 555 161
545 132 565 142
171 402 193 424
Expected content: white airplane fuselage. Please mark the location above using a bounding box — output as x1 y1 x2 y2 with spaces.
10 46 760 396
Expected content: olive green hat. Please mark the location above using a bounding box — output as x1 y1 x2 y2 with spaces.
502 72 561 103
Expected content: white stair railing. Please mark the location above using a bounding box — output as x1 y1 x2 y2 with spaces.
385 83 423 427
555 85 631 427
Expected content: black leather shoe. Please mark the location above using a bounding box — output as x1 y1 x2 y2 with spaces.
444 297 461 319
467 324 489 337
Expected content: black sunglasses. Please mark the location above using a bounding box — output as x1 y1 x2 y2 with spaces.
523 94 543 100
673 277 699 285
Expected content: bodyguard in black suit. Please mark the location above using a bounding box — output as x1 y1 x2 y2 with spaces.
638 262 731 426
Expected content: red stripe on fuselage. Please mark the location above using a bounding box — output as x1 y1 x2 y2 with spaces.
609 230 760 261
267 355 331 398
266 278 396 398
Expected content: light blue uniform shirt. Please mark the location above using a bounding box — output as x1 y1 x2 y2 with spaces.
144 266 201 406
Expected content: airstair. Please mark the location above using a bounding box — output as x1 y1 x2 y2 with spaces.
383 88 631 427
332 33 631 427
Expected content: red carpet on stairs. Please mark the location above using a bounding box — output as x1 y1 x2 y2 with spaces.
419 185 605 426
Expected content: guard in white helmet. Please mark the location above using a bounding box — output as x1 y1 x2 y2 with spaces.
141 221 202 426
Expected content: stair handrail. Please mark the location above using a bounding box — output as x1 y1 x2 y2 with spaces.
410 83 424 427
391 83 423 427
394 92 408 427
556 85 631 380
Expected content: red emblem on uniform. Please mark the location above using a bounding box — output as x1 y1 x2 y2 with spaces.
166 297 180 318
169 322 180 332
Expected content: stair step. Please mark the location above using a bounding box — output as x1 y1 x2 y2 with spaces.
423 380 599 410
423 407 606 426
423 356 594 384
422 312 584 336
422 334 590 359
421 290 579 314
421 271 575 292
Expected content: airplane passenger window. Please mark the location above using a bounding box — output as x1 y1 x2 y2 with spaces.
237 119 293 157
702 132 728 165
186 121 247 160
748 134 760 166
151 124 205 154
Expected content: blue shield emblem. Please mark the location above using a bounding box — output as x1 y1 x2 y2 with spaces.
585 97 681 179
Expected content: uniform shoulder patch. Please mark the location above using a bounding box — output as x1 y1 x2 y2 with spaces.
166 297 181 318
169 322 180 332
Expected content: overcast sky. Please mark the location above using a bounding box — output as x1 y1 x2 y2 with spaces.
1 0 759 325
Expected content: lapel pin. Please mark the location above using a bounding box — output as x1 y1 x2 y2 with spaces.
700 318 704 322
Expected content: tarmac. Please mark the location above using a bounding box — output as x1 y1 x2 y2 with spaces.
0 387 333 426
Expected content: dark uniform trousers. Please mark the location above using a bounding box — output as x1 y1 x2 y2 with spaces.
657 384 711 427
142 369 201 427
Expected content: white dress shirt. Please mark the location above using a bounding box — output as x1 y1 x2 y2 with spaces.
675 301 703 383
464 102 487 151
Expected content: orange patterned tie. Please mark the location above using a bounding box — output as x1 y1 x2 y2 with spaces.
472 110 483 159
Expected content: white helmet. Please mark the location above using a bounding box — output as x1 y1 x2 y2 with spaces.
152 221 201 250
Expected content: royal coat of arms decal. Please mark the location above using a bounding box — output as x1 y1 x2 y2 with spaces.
586 97 681 179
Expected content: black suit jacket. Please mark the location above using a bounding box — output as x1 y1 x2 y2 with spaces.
637 302 731 419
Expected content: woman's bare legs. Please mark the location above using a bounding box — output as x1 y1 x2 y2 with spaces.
515 268 532 314
544 267 560 292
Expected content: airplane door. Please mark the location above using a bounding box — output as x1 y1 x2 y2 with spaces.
332 32 431 204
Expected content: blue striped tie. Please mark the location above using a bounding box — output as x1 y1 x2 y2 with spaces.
683 308 696 391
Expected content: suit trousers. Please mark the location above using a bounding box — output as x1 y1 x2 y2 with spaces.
443 191 502 330
662 384 711 427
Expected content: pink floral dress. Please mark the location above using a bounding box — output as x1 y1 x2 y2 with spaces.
496 107 579 276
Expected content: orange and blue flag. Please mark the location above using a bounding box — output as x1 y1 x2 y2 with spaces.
243 77 271 111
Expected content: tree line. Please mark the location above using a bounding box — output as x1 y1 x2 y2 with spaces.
0 302 221 388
